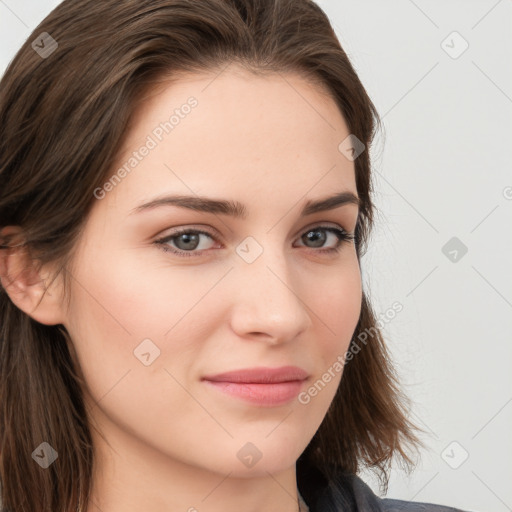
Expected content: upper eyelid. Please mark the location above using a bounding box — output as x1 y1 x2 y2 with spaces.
159 221 352 240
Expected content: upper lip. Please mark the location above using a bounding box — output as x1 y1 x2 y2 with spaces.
202 366 309 384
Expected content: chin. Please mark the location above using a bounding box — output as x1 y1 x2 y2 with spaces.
222 438 303 477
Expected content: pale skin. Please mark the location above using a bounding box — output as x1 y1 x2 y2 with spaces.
0 64 362 512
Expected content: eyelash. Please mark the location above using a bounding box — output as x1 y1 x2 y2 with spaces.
154 225 356 258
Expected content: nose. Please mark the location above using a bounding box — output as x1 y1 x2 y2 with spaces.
228 243 313 345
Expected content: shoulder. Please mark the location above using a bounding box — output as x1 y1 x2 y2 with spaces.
343 473 470 512
303 468 471 512
381 497 469 512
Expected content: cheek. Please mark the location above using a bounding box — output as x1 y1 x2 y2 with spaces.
63 254 207 449
64 245 226 397
68 242 211 337
293 261 362 444
310 256 362 358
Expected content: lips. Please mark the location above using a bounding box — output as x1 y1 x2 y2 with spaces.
201 365 309 384
201 366 309 406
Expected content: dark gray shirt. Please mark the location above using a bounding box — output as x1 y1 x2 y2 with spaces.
298 472 469 512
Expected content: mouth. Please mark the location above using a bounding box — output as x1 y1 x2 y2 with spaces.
201 366 309 406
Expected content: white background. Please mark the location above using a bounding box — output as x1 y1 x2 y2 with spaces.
1 1 511 511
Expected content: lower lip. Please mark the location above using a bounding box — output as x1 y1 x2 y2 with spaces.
203 380 305 406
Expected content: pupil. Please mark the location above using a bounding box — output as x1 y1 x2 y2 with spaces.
305 230 326 248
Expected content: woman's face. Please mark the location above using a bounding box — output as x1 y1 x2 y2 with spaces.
63 65 362 478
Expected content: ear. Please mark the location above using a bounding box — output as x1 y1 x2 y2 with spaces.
0 225 67 326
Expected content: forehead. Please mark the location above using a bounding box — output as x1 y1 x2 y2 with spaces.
102 65 357 216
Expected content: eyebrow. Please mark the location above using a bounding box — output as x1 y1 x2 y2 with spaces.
130 191 360 218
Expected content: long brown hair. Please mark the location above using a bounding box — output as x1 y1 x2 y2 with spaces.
0 0 420 510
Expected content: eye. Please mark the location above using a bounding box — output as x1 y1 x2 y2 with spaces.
154 225 355 258
155 228 217 257
295 226 355 254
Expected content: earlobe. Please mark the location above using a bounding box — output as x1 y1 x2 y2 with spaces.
0 226 66 326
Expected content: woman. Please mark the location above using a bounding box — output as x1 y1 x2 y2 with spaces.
0 0 469 511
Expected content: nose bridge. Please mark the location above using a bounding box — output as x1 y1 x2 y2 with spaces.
229 234 312 340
